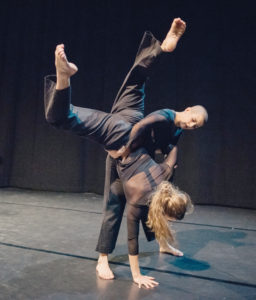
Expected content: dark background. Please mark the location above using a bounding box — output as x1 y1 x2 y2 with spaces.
0 0 255 208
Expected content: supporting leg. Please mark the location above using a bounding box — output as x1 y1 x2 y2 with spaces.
95 155 126 279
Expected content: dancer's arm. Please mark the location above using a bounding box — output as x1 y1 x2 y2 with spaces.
164 145 178 169
126 112 167 151
129 254 159 288
127 204 159 288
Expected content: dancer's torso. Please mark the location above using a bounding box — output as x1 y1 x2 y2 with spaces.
116 147 172 206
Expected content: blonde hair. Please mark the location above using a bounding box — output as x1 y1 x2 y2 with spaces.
147 181 193 244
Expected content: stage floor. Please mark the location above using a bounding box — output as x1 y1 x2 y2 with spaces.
0 188 256 300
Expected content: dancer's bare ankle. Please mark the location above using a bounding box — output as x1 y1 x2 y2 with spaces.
56 74 70 90
96 253 115 280
98 253 108 262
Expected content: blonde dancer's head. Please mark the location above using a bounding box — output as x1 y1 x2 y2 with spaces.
147 181 193 244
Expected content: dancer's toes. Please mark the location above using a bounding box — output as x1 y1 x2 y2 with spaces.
161 17 186 52
96 263 115 280
55 44 78 77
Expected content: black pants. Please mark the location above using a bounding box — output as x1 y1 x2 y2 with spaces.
44 31 163 254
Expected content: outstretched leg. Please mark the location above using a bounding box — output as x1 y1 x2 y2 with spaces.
110 30 163 123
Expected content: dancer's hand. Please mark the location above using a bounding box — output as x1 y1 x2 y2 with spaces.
107 145 129 159
133 274 159 289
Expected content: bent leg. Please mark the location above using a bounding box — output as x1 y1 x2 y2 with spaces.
44 77 118 146
45 45 133 149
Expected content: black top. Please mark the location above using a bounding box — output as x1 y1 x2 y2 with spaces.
127 109 182 156
117 148 172 206
116 147 175 255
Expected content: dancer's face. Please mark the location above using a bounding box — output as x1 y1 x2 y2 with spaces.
178 108 205 130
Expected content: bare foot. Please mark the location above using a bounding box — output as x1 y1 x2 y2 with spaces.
55 44 78 89
161 18 186 52
159 241 183 256
96 255 115 280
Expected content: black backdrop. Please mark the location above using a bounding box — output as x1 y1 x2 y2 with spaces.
0 0 255 208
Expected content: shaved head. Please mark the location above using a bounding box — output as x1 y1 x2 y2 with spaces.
190 105 208 123
175 105 208 129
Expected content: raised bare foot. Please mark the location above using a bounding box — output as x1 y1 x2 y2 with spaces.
55 44 78 76
55 44 78 89
96 255 115 280
159 241 183 256
161 18 186 52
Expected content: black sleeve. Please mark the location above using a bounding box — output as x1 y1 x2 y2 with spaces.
126 203 148 255
126 113 167 151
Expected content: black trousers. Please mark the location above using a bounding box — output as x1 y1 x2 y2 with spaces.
44 31 163 254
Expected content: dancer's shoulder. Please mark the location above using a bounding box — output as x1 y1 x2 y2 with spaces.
148 109 175 122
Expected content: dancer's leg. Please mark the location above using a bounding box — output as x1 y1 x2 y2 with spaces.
110 31 163 125
111 17 186 122
45 45 131 149
96 155 126 279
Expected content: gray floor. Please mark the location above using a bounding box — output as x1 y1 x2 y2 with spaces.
0 188 256 300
